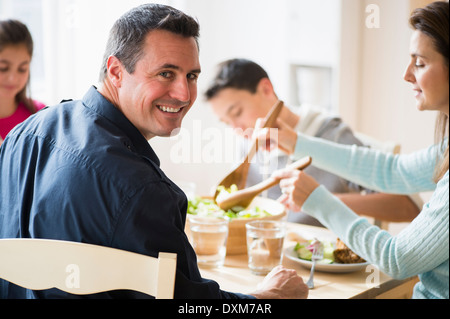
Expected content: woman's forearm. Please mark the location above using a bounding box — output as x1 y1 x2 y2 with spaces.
294 132 437 194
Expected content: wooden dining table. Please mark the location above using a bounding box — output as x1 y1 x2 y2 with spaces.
199 222 418 299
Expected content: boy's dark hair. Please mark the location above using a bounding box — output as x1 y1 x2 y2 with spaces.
205 59 269 100
99 3 200 82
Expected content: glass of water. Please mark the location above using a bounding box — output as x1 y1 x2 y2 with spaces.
246 220 285 275
189 216 229 268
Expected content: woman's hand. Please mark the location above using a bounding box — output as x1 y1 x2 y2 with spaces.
273 168 320 211
254 118 298 155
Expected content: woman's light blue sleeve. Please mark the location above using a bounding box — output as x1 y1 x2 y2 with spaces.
293 132 437 194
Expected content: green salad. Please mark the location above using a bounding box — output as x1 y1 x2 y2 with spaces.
187 185 272 220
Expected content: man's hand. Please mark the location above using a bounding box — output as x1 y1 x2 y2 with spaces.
250 265 309 299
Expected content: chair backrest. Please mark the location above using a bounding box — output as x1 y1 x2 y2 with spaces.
354 132 401 155
0 238 177 299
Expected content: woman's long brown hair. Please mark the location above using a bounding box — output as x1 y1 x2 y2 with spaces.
410 1 449 182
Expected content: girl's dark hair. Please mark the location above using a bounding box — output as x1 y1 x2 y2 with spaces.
410 1 449 182
0 19 36 113
99 3 199 82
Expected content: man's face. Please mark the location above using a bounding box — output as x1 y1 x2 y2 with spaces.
209 87 273 139
116 30 201 140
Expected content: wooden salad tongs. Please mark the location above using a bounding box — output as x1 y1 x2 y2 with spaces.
213 100 285 200
216 156 312 211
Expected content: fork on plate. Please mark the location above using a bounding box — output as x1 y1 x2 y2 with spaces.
306 242 324 289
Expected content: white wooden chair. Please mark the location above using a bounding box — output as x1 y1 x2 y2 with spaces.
354 132 402 155
0 238 177 299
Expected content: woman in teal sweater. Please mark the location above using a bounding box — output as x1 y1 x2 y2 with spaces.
268 1 449 299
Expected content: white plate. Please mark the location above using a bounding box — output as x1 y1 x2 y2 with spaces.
284 245 370 273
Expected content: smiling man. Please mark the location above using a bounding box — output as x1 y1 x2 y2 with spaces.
0 4 307 300
98 29 201 140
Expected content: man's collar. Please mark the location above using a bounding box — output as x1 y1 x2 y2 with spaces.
82 86 161 167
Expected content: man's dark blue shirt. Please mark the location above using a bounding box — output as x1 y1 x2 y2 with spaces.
0 86 250 299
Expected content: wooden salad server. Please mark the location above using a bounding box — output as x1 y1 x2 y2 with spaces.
213 100 285 200
216 156 312 211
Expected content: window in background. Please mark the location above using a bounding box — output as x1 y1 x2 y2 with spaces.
290 65 333 112
286 0 341 114
1 0 171 105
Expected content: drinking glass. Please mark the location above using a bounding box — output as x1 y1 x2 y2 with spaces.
246 220 285 275
189 216 229 268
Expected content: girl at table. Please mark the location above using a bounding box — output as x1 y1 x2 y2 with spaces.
0 19 45 146
267 1 448 299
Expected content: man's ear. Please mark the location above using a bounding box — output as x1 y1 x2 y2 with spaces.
106 56 123 88
257 78 276 98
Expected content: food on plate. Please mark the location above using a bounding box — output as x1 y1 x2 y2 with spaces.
294 238 365 264
294 239 335 264
333 238 366 264
187 185 272 220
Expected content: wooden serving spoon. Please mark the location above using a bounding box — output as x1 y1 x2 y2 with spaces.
213 100 285 200
216 156 312 211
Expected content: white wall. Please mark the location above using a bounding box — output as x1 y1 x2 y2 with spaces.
336 0 436 156
354 0 436 155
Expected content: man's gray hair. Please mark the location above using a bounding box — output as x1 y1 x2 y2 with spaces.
99 3 200 82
